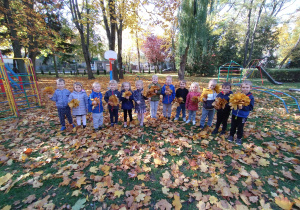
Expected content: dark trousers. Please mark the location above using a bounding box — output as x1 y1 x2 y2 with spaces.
230 115 247 139
123 109 133 122
109 108 118 123
58 106 73 126
215 108 231 131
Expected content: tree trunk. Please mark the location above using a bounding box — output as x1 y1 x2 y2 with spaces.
3 0 26 74
53 54 59 78
243 0 253 67
178 45 189 80
246 0 265 65
117 19 123 79
136 31 141 73
279 33 300 68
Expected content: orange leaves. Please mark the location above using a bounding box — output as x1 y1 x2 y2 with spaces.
43 86 54 95
108 95 119 106
275 195 294 210
229 92 251 110
191 96 200 104
68 99 80 108
122 90 132 98
24 148 32 156
146 85 159 98
165 85 173 95
213 97 228 109
214 84 221 93
91 97 100 109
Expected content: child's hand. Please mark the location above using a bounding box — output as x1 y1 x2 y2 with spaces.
126 96 129 99
238 105 243 109
154 90 157 93
148 97 151 101
137 101 141 104
92 101 97 105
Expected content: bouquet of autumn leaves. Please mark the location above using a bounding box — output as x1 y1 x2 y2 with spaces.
108 95 119 106
165 85 173 95
68 99 80 108
90 97 100 110
229 92 251 110
146 86 160 98
213 98 228 109
191 96 201 104
173 97 184 107
43 86 54 95
122 90 132 98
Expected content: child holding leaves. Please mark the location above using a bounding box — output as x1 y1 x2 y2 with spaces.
133 80 148 127
88 82 103 131
104 80 121 127
120 82 134 127
185 82 201 125
161 75 176 119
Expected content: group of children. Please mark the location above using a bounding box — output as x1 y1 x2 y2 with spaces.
49 75 254 145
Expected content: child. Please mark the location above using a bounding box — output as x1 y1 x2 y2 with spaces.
174 80 189 121
199 79 218 129
104 80 121 127
48 78 74 131
120 82 134 127
133 80 148 126
68 82 89 128
88 82 104 131
228 80 254 145
212 82 233 135
185 82 201 125
148 75 162 119
161 75 176 119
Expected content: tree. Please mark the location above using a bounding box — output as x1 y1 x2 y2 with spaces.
69 0 94 79
142 35 168 72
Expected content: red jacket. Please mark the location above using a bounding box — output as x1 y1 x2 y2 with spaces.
186 91 201 111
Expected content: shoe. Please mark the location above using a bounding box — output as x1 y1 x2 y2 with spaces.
183 118 186 122
212 129 218 134
167 117 171 120
94 128 99 132
220 130 226 135
236 138 242 145
98 127 102 130
83 125 86 128
124 124 127 128
228 136 233 142
186 120 191 124
72 124 76 128
192 121 196 125
174 117 179 121
199 125 204 129
60 126 66 131
111 123 114 127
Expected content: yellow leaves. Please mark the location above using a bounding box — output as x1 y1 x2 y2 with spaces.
137 174 145 180
114 190 124 198
68 99 80 108
122 90 132 98
0 173 13 186
108 95 119 106
165 85 173 95
155 199 172 210
191 96 200 104
275 194 294 210
229 92 251 110
75 177 86 188
89 166 98 173
258 158 270 166
43 86 54 95
199 161 208 173
101 165 111 176
172 193 182 210
146 86 159 98
213 97 228 109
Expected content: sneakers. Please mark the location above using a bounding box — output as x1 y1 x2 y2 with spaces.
72 124 76 128
124 124 127 128
186 120 191 124
236 138 242 145
220 130 226 135
192 121 196 125
199 125 204 129
228 136 233 142
98 126 102 130
174 117 179 121
83 125 86 129
212 129 218 134
111 123 114 127
60 126 66 131
183 118 186 122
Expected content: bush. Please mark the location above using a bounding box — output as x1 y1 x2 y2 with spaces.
104 70 106 75
48 71 51 75
84 70 86 75
41 69 44 74
97 69 100 75
71 71 73 75
63 69 65 74
142 68 144 74
248 68 300 82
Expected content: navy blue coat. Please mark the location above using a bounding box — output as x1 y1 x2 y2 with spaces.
104 89 121 109
120 89 134 110
216 91 233 111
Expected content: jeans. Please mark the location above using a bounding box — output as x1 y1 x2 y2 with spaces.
176 103 186 119
92 112 103 128
109 109 118 124
230 115 247 139
200 108 215 127
58 106 73 126
150 101 159 118
188 110 196 121
163 103 172 117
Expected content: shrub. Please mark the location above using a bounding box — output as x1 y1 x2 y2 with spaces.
97 69 100 75
41 69 44 74
84 70 86 75
248 68 300 82
104 70 106 75
48 71 51 75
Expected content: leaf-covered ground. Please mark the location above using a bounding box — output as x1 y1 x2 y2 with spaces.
0 74 299 210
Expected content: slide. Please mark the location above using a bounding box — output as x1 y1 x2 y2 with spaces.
4 63 22 89
256 66 283 85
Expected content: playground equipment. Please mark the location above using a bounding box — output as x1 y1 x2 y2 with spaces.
217 60 243 83
0 52 41 119
223 59 299 113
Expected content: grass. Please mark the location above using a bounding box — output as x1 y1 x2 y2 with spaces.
0 75 299 209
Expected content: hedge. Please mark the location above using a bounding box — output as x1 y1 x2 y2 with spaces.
247 68 300 82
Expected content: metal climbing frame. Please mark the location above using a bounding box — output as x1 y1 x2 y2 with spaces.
0 52 41 119
252 86 300 113
217 60 243 83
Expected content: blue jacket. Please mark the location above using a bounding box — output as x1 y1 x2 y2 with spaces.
161 84 176 104
104 89 121 109
120 89 134 110
88 90 103 113
216 91 233 111
232 92 254 118
50 89 71 108
133 89 147 111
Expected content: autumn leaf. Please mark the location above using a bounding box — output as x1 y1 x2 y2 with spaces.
155 199 172 210
172 193 182 210
72 198 86 210
275 195 294 210
114 190 124 198
0 173 13 186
